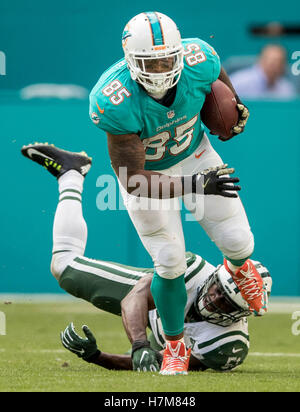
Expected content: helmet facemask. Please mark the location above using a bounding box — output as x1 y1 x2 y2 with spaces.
126 46 184 95
195 269 252 327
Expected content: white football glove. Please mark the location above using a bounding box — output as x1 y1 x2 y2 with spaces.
231 104 250 134
219 103 250 142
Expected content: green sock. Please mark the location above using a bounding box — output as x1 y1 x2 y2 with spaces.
150 272 187 336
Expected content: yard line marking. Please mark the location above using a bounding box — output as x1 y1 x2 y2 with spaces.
31 349 66 353
0 349 66 354
249 352 300 357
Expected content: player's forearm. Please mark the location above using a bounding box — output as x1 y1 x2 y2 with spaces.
218 66 242 104
121 276 155 343
121 299 149 342
123 169 184 199
108 131 185 199
108 132 231 199
91 351 133 370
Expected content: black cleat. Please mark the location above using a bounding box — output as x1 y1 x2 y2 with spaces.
21 143 92 178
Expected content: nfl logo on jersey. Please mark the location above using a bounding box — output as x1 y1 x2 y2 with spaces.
167 110 175 119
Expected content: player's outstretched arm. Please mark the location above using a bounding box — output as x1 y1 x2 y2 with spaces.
60 323 133 370
218 67 250 140
121 275 162 371
107 133 241 198
121 275 155 343
121 276 212 372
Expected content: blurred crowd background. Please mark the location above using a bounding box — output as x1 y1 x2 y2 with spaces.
1 0 300 296
1 1 300 99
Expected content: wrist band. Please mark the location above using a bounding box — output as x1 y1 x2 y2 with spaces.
131 340 151 356
85 349 101 363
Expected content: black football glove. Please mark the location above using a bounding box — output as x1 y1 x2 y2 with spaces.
219 103 250 142
183 164 241 198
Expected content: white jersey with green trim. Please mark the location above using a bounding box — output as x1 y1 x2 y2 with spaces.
148 253 249 370
59 250 250 370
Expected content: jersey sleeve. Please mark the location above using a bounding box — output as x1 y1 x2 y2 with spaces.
182 38 221 91
89 93 127 135
200 39 221 84
185 318 250 371
89 73 143 136
194 338 249 371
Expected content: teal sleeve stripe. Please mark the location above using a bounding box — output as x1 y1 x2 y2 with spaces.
197 330 249 350
145 11 164 45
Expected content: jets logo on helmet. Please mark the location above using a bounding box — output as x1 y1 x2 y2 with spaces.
122 11 184 96
195 262 272 327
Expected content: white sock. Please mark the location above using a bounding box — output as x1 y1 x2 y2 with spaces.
226 261 242 274
58 170 84 195
53 170 87 256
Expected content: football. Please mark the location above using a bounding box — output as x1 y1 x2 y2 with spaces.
200 79 239 140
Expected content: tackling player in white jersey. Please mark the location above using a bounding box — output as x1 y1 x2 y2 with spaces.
21 144 271 373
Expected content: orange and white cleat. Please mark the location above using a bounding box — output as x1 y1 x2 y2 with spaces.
224 259 267 316
160 341 191 376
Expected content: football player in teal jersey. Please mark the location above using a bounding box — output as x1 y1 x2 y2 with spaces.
89 11 265 375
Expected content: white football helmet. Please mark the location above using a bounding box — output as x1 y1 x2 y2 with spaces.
122 11 184 96
195 262 272 327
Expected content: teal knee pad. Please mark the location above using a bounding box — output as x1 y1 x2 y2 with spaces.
150 272 187 336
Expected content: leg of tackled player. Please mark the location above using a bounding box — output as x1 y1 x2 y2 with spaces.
50 170 87 280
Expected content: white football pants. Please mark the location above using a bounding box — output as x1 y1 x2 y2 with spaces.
119 134 254 279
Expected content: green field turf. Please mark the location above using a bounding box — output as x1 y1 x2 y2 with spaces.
0 300 300 392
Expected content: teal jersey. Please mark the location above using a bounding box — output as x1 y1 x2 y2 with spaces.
89 38 221 170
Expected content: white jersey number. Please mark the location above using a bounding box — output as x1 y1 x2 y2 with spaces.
102 80 131 105
143 114 198 162
183 43 207 66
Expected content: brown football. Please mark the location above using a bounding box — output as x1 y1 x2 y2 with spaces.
200 79 239 140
